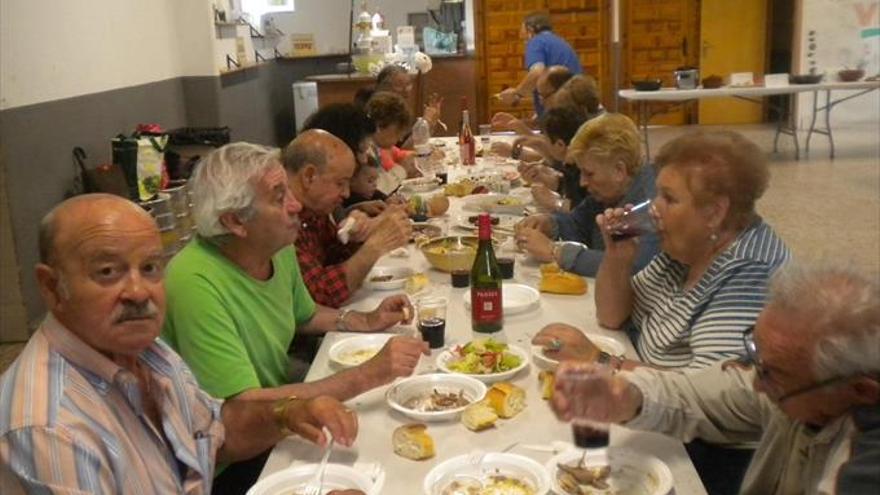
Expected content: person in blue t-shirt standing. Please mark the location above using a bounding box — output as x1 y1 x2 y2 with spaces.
496 11 583 118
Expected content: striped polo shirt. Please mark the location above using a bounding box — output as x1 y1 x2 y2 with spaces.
629 220 791 370
0 315 225 494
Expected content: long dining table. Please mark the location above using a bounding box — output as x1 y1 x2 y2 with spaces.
257 142 707 494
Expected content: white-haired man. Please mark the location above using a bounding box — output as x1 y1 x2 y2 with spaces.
161 142 428 489
0 194 358 494
552 264 880 494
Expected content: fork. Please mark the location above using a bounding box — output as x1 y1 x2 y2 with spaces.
302 430 335 495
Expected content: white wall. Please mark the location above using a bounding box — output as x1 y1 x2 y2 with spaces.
266 0 473 56
0 0 216 110
796 0 880 125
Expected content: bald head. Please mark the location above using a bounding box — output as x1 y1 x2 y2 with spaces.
39 193 156 266
281 129 355 175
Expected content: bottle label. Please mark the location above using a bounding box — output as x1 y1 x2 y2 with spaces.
472 288 502 323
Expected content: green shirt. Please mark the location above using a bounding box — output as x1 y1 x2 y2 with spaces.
162 238 317 399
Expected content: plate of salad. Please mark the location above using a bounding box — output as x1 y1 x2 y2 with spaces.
436 339 529 384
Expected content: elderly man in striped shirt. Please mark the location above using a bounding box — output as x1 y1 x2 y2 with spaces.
0 194 359 494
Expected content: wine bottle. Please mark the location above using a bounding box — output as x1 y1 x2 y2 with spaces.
459 107 476 166
471 213 503 334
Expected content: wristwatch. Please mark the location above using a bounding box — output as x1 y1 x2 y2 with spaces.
272 394 301 436
597 351 623 372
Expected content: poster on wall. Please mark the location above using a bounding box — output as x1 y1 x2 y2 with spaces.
802 0 879 75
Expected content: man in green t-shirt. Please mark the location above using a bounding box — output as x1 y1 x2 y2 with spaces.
162 139 429 406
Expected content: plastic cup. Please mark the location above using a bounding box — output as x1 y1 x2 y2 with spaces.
608 200 657 241
416 297 447 349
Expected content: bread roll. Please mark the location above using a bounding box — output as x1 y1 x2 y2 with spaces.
485 382 526 418
461 401 498 431
539 271 588 295
392 423 435 460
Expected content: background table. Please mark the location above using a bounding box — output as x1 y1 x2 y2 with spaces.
619 80 880 160
258 158 707 494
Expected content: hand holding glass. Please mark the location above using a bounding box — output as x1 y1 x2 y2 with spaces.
607 200 657 241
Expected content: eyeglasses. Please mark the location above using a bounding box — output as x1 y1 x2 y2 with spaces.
742 326 866 403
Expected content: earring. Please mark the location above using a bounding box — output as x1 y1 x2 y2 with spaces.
709 231 719 243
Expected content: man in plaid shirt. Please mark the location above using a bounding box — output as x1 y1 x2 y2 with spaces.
284 130 412 307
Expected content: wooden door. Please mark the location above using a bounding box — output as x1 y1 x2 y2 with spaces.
699 0 768 124
622 0 700 125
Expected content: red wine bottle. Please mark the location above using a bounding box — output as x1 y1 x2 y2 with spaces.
471 213 503 334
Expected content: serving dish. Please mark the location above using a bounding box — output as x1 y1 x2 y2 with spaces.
246 463 384 495
531 335 627 370
423 452 551 495
546 447 673 495
437 342 530 384
364 266 413 291
789 74 824 84
632 79 662 91
328 334 393 368
462 284 540 316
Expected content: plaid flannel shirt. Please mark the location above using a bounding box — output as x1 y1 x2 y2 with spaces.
294 208 359 308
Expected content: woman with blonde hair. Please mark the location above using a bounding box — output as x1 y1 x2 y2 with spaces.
515 112 658 276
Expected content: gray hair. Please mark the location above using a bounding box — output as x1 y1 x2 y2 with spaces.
190 142 281 241
767 264 880 380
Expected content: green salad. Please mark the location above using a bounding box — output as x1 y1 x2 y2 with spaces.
446 339 522 374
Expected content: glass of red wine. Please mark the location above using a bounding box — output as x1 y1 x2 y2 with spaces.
608 199 657 241
416 297 447 349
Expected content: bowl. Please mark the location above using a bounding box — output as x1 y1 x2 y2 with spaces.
838 69 865 82
419 236 481 272
328 334 394 368
386 373 487 422
531 334 627 370
423 452 551 495
701 75 724 89
546 447 673 495
246 462 383 495
789 74 824 84
632 79 662 91
436 343 530 384
364 266 413 291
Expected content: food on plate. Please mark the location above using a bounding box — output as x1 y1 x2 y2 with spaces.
405 273 430 294
538 370 555 400
369 274 396 283
461 400 498 431
440 475 536 495
495 196 522 206
557 461 612 493
446 339 523 375
392 423 435 460
445 179 478 197
337 347 380 366
539 263 588 295
485 382 525 418
403 388 471 412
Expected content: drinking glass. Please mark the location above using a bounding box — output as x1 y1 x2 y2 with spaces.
607 200 657 241
416 297 447 349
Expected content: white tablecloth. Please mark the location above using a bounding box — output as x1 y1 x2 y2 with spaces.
258 154 707 493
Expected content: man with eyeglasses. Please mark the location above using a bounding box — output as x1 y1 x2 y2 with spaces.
551 264 879 494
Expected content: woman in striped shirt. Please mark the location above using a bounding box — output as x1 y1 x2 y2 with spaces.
535 130 790 371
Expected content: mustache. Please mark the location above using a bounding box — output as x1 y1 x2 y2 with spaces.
113 300 160 323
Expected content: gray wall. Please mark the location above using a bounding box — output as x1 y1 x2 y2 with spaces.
0 55 350 328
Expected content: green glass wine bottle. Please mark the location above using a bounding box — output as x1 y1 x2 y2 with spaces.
471 213 503 334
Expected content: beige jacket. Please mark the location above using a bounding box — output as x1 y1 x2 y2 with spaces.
624 362 879 495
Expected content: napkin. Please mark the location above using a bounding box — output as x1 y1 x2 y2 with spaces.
337 217 356 245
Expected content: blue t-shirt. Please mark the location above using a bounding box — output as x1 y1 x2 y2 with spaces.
524 30 583 115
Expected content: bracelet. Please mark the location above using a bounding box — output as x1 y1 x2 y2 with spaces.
335 309 352 332
272 395 301 436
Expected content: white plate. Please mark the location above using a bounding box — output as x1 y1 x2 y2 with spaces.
364 266 413 291
424 451 551 495
546 447 673 495
385 373 487 422
246 462 384 495
436 344 530 384
531 335 628 370
463 284 541 316
328 334 394 368
461 193 527 215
